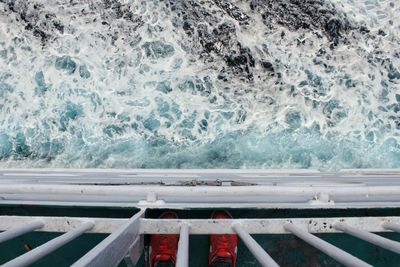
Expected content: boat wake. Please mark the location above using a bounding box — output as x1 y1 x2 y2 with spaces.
0 0 399 169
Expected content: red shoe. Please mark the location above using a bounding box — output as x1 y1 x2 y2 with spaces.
149 212 179 267
209 211 238 267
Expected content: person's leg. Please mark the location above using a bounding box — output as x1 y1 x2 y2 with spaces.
208 211 238 267
209 256 233 267
153 260 175 267
149 211 179 267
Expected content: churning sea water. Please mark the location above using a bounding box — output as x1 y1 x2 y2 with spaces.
0 0 399 169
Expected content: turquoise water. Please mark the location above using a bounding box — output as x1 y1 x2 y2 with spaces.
0 0 399 169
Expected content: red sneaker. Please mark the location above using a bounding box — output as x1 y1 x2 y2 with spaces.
149 212 179 267
209 211 238 267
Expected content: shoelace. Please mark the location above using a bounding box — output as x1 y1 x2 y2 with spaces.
214 235 235 257
158 236 173 252
154 237 175 265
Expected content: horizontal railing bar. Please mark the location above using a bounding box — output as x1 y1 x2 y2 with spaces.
335 222 400 254
0 216 127 233
0 168 322 175
140 216 400 234
2 200 400 209
2 184 400 209
3 221 94 267
233 224 279 267
176 223 190 267
383 222 400 233
0 220 44 243
284 223 371 267
1 168 400 180
2 216 400 235
1 184 400 198
2 176 398 187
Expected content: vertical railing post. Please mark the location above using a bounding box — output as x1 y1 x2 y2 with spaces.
334 222 400 254
176 223 190 267
284 223 372 267
0 220 44 243
72 209 146 267
232 223 280 267
382 222 400 233
3 221 94 267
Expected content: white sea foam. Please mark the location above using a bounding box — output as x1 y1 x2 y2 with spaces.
0 0 399 169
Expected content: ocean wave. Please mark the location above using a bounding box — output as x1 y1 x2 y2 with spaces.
0 0 399 169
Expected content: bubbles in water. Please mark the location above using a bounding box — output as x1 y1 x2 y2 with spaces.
0 0 399 169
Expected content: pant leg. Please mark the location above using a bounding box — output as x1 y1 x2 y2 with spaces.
154 260 175 267
209 257 233 267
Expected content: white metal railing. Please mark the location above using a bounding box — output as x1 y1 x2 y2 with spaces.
176 223 190 267
1 169 400 209
283 223 372 267
383 222 400 233
232 223 279 267
72 210 145 267
0 214 399 266
0 220 44 243
4 222 94 267
0 169 400 266
334 222 400 254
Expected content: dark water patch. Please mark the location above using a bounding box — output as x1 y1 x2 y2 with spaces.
285 111 302 129
143 116 161 132
142 41 175 59
322 99 347 127
103 125 125 137
212 0 250 24
166 1 256 80
59 101 83 131
79 65 91 79
86 0 144 46
34 71 47 95
55 56 77 74
1 0 64 44
156 81 172 94
15 132 31 158
250 0 355 45
1 0 144 46
0 80 13 98
0 132 12 159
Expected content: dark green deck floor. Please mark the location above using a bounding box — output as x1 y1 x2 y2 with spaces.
1 205 400 266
